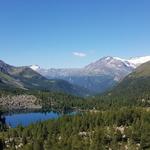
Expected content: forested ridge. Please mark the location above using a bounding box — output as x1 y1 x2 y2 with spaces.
2 88 150 149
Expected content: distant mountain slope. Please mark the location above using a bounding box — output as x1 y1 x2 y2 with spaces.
0 60 90 97
31 56 135 93
105 61 150 103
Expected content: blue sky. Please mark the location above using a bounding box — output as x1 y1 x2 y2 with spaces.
0 0 150 68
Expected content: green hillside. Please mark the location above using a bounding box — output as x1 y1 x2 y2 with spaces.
100 61 150 105
128 61 150 78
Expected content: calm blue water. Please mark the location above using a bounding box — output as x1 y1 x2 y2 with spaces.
5 112 61 128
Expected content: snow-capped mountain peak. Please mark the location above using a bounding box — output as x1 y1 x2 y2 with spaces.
84 56 134 76
30 65 40 71
29 56 150 73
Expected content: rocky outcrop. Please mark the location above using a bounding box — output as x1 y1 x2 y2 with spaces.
0 95 42 110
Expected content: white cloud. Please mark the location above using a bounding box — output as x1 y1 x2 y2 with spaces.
73 52 87 57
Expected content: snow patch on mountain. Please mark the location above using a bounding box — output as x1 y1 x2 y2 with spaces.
114 56 150 68
128 56 150 67
30 65 40 71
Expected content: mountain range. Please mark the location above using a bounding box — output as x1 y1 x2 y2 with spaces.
30 56 150 94
0 55 149 97
0 60 90 96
